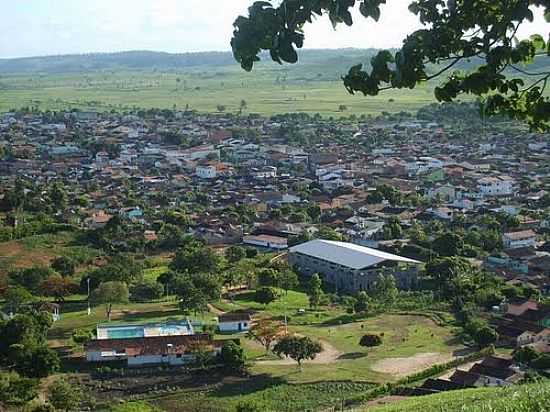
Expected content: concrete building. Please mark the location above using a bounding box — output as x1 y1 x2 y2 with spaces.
502 230 537 249
85 334 220 366
478 176 515 197
288 239 420 293
218 312 251 333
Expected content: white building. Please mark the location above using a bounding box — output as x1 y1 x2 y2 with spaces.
218 312 251 333
196 165 217 179
289 239 420 293
86 334 221 366
243 234 288 250
478 176 515 197
502 230 537 249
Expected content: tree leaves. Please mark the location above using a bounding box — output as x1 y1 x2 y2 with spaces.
231 0 550 130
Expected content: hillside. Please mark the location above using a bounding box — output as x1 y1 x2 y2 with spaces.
367 381 550 412
0 49 380 77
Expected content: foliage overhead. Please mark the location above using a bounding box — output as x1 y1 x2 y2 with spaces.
232 1 550 130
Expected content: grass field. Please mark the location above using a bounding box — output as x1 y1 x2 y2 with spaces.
0 232 100 276
150 379 375 412
367 380 550 412
0 64 438 116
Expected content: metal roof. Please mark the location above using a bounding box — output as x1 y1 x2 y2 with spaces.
289 239 420 270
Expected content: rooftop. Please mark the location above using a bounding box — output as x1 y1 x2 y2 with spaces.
289 239 420 270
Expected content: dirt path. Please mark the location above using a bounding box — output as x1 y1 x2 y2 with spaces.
207 303 225 316
370 352 453 377
256 339 342 365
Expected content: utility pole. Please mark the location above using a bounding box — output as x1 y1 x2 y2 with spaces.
87 277 91 316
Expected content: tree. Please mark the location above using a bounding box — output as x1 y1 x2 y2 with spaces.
225 245 246 263
433 232 464 256
307 274 323 308
257 268 279 287
354 291 370 313
130 281 164 302
71 328 94 348
170 243 221 274
9 266 55 294
3 286 33 313
359 334 382 347
48 378 83 412
247 319 283 354
12 344 60 378
51 256 76 277
232 2 550 131
371 274 398 306
0 372 38 407
174 277 208 315
273 335 322 370
220 340 246 372
426 256 472 295
279 268 298 295
40 274 77 302
91 281 129 321
254 287 279 306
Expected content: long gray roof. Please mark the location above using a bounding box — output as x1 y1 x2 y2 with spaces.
289 239 420 270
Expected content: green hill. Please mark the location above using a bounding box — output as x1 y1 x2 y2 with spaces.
367 381 550 412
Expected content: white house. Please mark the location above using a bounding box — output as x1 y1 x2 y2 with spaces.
502 230 537 249
85 334 221 366
478 176 515 197
218 312 251 333
243 234 288 250
196 165 217 179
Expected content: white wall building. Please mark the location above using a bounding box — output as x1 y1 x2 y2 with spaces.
478 176 515 197
196 165 217 179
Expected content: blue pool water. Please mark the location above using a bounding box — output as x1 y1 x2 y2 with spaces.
107 327 145 339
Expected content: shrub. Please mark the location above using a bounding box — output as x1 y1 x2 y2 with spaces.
359 334 382 347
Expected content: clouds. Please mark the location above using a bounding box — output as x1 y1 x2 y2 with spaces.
0 1 548 58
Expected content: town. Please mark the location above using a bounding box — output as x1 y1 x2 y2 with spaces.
0 101 549 411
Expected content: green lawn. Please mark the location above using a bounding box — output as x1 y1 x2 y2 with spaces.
213 289 346 325
151 379 375 412
0 66 439 116
367 380 550 412
251 313 463 383
143 266 169 282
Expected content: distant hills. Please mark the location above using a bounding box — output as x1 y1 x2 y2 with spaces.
1 49 548 79
0 49 381 75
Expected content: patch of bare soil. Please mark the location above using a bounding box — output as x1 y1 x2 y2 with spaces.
256 339 342 365
370 352 452 377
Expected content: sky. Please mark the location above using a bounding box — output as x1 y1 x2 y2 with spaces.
0 0 548 59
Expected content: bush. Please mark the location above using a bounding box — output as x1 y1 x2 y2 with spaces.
220 341 246 372
359 334 382 347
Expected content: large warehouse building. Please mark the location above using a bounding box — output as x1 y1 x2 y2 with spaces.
288 239 420 293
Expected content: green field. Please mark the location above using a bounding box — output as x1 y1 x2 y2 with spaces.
0 65 438 116
368 380 550 412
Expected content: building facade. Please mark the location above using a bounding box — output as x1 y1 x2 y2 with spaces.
289 239 420 293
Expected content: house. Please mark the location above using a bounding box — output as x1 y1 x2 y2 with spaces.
502 230 537 249
243 234 288 250
85 334 221 366
478 176 515 197
505 299 538 316
289 239 420 293
218 312 251 333
85 211 113 229
429 207 454 221
196 164 217 179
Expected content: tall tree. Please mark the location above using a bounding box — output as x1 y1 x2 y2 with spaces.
232 1 550 130
273 335 322 370
307 274 323 308
91 281 129 321
247 319 284 354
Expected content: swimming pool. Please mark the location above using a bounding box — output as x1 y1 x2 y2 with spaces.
98 320 194 340
107 327 145 339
